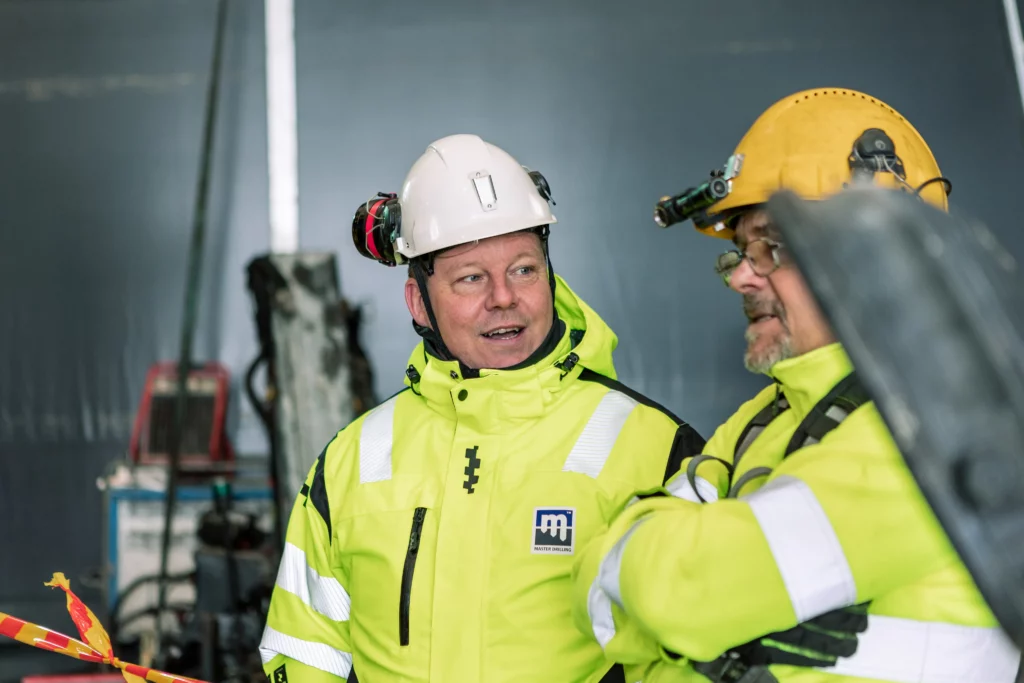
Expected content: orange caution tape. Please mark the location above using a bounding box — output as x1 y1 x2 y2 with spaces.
0 572 208 683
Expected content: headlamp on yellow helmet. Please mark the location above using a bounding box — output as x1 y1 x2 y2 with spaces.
654 154 743 229
653 88 953 241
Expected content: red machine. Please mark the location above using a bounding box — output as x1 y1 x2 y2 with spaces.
129 361 235 468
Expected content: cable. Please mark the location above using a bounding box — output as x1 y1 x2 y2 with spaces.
153 0 230 664
109 571 195 644
915 176 953 197
211 479 249 670
116 602 196 635
244 256 288 554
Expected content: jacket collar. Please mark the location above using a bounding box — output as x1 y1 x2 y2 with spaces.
402 275 618 426
411 327 577 424
768 342 854 417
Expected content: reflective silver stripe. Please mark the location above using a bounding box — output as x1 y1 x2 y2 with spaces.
744 474 856 621
259 624 353 678
802 404 854 447
824 404 851 422
275 542 350 622
562 390 638 478
359 394 399 483
586 581 616 649
734 425 767 461
587 520 647 649
666 473 719 503
826 615 1020 682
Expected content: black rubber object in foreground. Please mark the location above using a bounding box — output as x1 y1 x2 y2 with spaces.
767 186 1024 650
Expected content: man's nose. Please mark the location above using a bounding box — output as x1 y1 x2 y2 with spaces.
487 276 517 309
728 258 767 294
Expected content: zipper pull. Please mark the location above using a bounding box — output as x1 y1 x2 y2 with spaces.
406 365 424 395
408 508 426 552
771 383 785 416
406 365 421 385
557 352 580 379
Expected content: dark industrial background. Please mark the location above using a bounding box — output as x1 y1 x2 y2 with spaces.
2 0 1022 680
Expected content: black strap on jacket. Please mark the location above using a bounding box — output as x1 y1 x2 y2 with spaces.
730 372 870 465
724 372 870 498
692 655 782 683
722 388 791 497
734 387 790 468
783 372 871 457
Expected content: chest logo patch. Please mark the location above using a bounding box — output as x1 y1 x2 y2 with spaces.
532 507 575 554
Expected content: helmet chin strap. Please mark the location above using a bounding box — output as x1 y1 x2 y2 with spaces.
410 226 558 373
411 258 456 362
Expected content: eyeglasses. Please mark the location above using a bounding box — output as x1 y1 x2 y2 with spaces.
715 237 786 286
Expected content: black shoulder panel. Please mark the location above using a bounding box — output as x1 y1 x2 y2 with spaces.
306 443 333 542
578 368 687 425
664 422 707 484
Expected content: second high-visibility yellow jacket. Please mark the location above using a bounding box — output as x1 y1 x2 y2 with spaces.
573 342 1020 682
259 275 705 683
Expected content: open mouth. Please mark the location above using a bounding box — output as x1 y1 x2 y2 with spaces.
748 314 778 325
481 326 524 341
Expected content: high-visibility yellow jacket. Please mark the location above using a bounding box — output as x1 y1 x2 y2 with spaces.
259 275 705 683
573 343 1020 683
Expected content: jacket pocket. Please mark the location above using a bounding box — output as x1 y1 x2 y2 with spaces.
399 507 426 646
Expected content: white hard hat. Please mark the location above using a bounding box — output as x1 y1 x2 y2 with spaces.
351 134 556 267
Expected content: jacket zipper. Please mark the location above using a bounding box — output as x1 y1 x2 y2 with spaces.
400 507 427 647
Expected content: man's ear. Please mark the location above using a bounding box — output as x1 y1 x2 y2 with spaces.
405 277 431 328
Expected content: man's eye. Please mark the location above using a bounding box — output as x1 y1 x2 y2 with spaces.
461 274 482 283
516 266 535 275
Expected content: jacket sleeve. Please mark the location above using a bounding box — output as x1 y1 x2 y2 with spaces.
575 406 959 663
261 443 355 682
571 404 745 661
572 406 710 668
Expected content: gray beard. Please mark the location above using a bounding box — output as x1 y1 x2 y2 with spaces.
744 327 794 374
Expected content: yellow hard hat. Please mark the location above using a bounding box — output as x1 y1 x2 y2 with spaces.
690 87 950 240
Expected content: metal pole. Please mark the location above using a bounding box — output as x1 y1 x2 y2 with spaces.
1002 0 1024 117
153 0 229 663
266 0 300 254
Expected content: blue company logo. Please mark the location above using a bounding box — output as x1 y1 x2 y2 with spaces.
532 507 575 554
